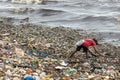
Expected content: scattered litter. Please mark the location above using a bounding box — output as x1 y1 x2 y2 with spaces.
0 24 119 79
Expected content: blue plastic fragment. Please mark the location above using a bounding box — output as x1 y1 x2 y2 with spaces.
23 76 35 80
36 51 48 58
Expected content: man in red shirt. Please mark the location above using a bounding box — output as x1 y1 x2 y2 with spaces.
69 38 104 58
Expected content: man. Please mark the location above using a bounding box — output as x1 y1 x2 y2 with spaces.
69 38 104 58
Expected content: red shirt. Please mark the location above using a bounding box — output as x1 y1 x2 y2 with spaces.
82 38 96 48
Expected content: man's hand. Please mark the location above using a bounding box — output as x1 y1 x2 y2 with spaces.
100 53 105 57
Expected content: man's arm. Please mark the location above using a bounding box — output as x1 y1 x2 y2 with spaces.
93 46 104 57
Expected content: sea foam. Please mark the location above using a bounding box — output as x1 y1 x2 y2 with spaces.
11 0 43 4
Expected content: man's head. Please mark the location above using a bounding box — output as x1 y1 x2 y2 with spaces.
93 38 98 45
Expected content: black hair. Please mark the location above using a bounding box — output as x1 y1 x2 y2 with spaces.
93 38 98 45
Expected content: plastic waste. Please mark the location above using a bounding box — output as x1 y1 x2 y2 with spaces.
60 60 68 66
15 47 25 57
45 77 54 80
33 76 40 80
12 77 20 80
6 50 12 55
26 68 33 74
61 77 68 80
23 76 35 80
17 59 21 65
2 33 10 36
80 74 86 80
0 25 119 80
5 70 12 76
64 69 76 75
55 66 66 70
27 49 34 56
0 63 4 68
103 76 109 80
36 51 48 58
40 72 46 79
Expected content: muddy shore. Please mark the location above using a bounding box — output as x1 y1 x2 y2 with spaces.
0 23 119 79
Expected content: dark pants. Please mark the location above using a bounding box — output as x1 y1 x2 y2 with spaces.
76 45 88 53
76 45 89 58
70 45 89 58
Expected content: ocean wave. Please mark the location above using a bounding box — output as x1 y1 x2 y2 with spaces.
0 0 60 4
0 0 8 2
81 15 117 22
2 6 64 15
0 0 44 4
37 8 64 16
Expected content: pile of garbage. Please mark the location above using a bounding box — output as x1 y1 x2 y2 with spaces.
0 24 119 80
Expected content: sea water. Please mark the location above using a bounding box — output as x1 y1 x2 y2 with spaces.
0 0 120 45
